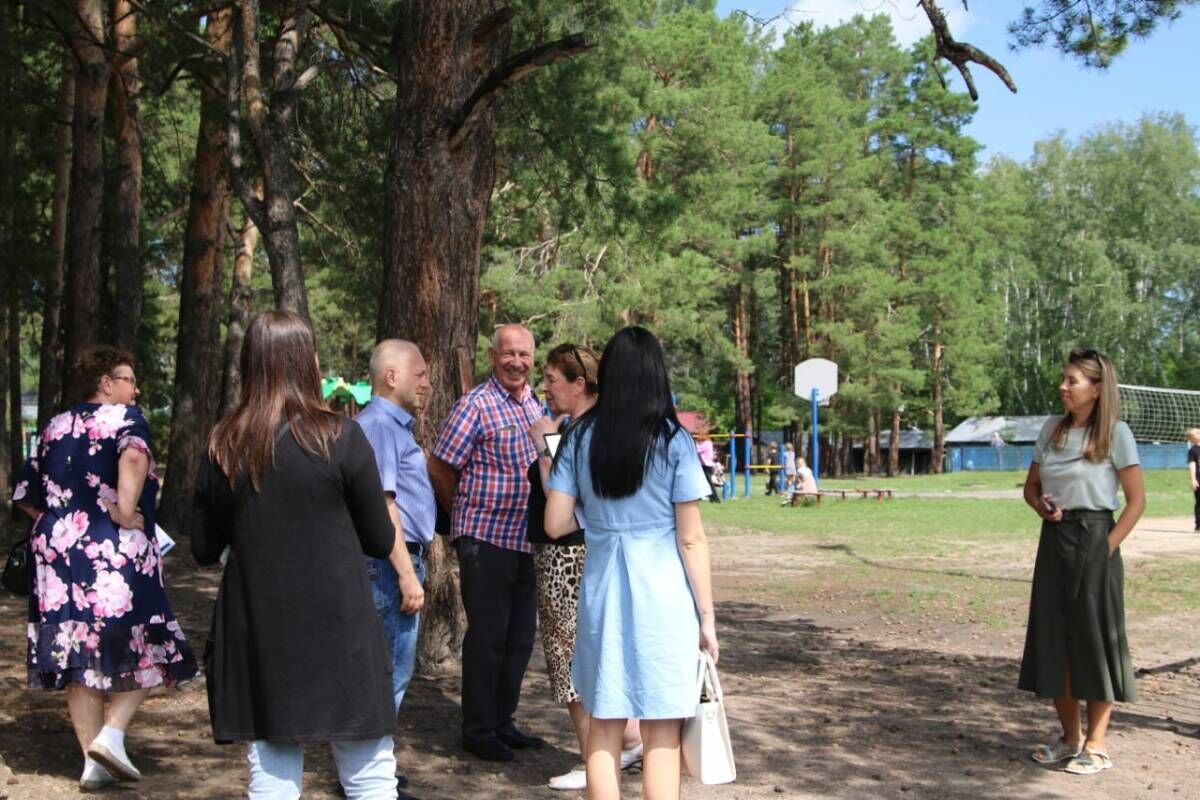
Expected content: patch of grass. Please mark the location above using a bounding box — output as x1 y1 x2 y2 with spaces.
713 468 1196 515
704 481 1200 631
703 494 1037 561
1126 559 1200 615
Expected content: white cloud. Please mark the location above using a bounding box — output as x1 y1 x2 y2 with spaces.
765 0 973 48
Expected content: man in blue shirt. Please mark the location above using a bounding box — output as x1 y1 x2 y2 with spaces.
357 340 436 722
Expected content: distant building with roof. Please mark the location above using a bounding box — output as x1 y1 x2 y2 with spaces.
944 414 1186 471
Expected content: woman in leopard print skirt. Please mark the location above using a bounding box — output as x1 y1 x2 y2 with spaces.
526 344 642 792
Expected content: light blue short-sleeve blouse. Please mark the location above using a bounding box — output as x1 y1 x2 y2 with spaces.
547 423 710 719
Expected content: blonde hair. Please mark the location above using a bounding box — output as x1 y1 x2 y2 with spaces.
1051 348 1120 463
1187 428 1200 445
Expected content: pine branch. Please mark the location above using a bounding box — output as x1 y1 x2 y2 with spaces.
918 0 1018 100
449 33 591 150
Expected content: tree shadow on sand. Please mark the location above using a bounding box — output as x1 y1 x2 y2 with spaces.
708 601 1193 799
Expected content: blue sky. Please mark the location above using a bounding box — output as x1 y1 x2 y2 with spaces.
714 0 1200 163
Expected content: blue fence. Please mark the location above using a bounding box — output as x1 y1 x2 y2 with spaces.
945 443 1189 472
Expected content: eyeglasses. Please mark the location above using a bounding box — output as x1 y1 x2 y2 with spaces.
109 374 138 388
1069 348 1100 361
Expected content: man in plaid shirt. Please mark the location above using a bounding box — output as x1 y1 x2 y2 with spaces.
429 324 546 762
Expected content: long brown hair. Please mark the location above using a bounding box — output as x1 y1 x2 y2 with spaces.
209 310 342 490
1051 347 1120 463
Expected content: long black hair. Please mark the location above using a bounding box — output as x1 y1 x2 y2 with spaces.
567 326 682 498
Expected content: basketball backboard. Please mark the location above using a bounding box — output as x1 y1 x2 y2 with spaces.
794 358 838 403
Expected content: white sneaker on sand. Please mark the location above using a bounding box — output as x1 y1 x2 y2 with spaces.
620 743 644 770
87 731 141 782
79 759 116 791
548 768 587 791
548 745 644 791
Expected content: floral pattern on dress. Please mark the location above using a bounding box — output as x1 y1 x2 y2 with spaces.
13 403 197 692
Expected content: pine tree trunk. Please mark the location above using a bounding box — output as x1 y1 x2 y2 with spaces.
38 50 73 432
110 0 142 352
381 1 514 670
889 406 901 477
867 409 879 476
381 2 589 670
62 0 109 397
0 307 7 500
220 207 258 417
7 306 18 481
228 0 309 318
931 320 945 474
0 0 13 491
731 284 753 436
158 8 233 537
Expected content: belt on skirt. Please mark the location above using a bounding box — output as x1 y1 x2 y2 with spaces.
1057 509 1114 521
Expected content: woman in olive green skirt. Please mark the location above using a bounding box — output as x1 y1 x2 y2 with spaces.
1019 348 1145 776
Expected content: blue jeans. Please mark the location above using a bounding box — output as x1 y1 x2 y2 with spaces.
246 737 396 799
366 552 425 714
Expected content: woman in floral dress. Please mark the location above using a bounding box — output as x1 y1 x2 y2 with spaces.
12 345 197 790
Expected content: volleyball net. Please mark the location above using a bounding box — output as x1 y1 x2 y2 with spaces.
1118 384 1200 443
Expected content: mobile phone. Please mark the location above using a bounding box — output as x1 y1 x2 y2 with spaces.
1040 496 1057 514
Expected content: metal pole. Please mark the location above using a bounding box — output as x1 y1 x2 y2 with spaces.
811 388 820 488
726 430 736 499
743 430 751 498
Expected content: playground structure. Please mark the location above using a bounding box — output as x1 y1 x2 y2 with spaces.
707 431 776 500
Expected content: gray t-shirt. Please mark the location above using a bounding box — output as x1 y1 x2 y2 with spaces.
1033 418 1139 511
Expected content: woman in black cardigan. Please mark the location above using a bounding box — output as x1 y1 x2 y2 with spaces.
193 310 398 799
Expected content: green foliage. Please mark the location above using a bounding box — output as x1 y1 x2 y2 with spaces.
4 1 1196 475
978 114 1200 412
1009 0 1197 67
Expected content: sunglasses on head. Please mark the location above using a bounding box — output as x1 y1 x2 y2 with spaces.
554 344 592 383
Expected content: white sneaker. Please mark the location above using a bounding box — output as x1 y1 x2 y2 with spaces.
548 745 641 791
620 743 644 770
87 732 141 782
79 759 116 791
548 768 587 791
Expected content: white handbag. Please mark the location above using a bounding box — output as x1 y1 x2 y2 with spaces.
681 651 736 784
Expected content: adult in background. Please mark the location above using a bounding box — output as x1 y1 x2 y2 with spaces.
695 428 721 503
1020 348 1145 777
193 311 398 798
12 345 198 790
1187 428 1200 531
782 442 797 496
356 339 435 798
545 326 718 800
785 456 818 507
526 344 643 791
764 441 779 495
429 324 545 762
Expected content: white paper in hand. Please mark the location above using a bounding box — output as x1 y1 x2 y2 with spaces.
155 524 176 556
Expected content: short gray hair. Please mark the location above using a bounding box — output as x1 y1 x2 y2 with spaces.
490 324 534 351
368 339 417 383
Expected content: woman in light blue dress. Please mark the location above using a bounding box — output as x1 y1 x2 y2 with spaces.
545 326 718 800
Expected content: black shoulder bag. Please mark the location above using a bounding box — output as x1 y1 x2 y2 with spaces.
2 536 30 596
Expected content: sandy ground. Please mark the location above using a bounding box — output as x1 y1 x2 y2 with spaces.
0 517 1196 800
